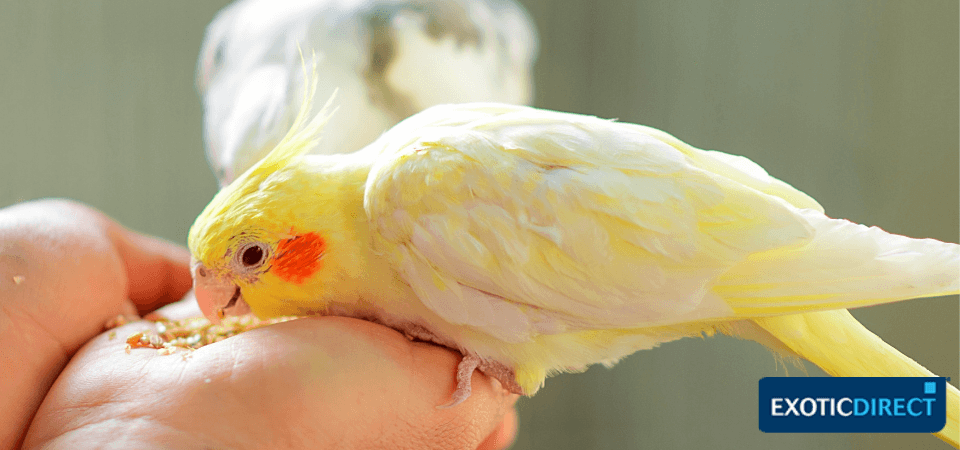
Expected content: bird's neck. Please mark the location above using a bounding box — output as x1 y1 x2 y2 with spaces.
278 153 416 315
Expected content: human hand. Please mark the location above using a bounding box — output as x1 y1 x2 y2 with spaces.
0 199 193 448
1 199 517 449
24 297 518 449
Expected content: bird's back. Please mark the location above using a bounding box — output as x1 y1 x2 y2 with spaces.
362 102 959 328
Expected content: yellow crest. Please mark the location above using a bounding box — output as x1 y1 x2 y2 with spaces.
250 49 337 177
189 49 336 259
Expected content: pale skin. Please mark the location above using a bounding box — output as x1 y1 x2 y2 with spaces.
0 199 518 450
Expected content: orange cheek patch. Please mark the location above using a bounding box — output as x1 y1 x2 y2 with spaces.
272 232 326 284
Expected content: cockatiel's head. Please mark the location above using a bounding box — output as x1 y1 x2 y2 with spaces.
188 74 338 322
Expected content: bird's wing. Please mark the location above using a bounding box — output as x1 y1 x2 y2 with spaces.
364 104 818 342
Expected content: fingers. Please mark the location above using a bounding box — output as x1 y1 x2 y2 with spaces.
107 224 193 314
0 198 135 336
0 198 192 353
146 290 203 320
44 198 194 313
0 199 189 447
1 198 193 314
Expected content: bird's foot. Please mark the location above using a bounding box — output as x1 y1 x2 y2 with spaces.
389 321 525 406
438 354 481 409
437 353 525 408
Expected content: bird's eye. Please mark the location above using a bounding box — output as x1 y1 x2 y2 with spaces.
238 242 267 268
212 42 225 71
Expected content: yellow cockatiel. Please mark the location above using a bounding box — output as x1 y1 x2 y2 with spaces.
188 81 959 446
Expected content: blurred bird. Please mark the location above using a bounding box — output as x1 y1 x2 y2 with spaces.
188 87 960 446
196 0 538 186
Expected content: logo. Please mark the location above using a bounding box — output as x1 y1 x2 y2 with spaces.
759 377 948 433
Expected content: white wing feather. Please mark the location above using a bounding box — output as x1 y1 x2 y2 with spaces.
363 104 818 342
365 104 959 344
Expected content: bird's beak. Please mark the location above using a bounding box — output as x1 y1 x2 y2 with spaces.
191 259 252 323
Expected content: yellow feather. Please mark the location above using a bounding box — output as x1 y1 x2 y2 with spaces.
754 310 959 447
251 50 336 178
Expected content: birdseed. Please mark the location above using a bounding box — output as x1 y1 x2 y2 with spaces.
107 314 298 355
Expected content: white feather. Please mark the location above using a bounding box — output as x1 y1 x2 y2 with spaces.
198 0 538 185
362 103 958 342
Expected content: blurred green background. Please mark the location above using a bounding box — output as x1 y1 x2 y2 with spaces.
0 1 956 449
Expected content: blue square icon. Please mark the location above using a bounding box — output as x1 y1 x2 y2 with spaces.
924 381 936 394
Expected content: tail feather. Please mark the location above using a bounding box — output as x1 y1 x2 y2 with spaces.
753 310 959 448
718 210 959 316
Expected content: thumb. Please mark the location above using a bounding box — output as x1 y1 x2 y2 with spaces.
106 223 193 314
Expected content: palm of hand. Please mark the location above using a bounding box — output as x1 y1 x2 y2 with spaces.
27 310 517 449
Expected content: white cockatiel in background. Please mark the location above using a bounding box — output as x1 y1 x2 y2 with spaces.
196 0 538 186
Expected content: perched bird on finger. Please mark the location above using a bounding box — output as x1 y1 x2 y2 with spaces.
188 77 960 446
197 0 538 186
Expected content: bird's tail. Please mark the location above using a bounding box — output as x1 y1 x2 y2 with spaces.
714 210 958 316
710 210 958 446
751 310 958 447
